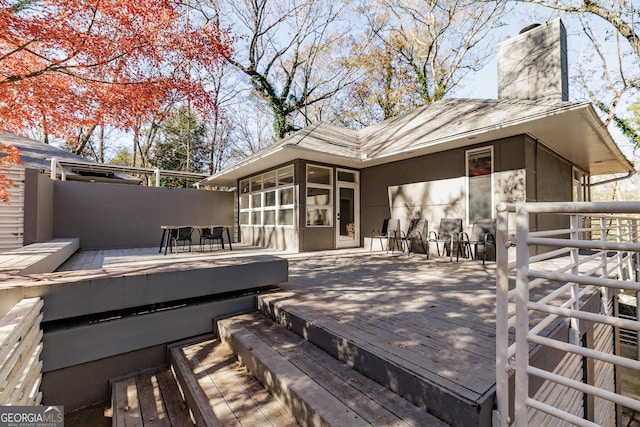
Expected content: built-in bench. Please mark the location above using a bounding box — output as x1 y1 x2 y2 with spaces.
0 238 79 276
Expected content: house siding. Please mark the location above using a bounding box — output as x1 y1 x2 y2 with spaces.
361 135 529 245
238 134 579 253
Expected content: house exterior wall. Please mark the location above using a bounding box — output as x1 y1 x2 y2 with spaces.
526 137 575 238
360 135 529 245
0 166 26 249
238 160 355 252
53 180 234 249
238 134 578 253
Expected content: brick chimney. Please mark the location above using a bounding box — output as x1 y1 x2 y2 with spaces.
497 19 568 102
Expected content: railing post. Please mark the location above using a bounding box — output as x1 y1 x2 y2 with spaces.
50 158 57 180
495 203 512 427
514 203 530 426
569 214 581 345
155 168 161 187
616 218 625 280
601 218 609 279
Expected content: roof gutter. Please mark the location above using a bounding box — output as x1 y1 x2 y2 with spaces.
590 170 636 187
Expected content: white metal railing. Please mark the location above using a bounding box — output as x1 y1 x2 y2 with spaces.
495 201 640 427
0 297 44 406
49 157 208 186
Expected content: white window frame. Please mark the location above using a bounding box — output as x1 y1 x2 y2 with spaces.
306 164 333 227
466 146 494 225
239 165 295 227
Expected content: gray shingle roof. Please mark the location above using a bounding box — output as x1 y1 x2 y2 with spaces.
202 97 634 186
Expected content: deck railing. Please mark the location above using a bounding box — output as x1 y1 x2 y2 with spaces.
495 202 640 426
0 298 44 406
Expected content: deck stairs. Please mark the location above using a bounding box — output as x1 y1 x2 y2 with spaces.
112 292 452 426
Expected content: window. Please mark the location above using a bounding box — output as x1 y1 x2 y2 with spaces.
239 165 295 226
467 147 493 223
306 165 332 226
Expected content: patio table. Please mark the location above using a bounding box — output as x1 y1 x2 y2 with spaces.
159 225 233 254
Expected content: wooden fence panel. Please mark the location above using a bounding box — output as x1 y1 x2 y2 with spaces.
0 297 44 406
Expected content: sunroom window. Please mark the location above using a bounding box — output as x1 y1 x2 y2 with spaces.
306 165 332 227
239 165 295 226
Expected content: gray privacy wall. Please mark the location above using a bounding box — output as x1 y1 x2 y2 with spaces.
24 169 54 245
53 180 234 249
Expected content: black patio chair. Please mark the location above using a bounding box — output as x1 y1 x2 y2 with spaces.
167 226 193 254
399 219 428 257
428 218 463 261
200 226 224 251
459 219 496 265
371 218 402 252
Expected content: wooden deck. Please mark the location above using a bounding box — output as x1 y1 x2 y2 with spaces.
60 247 498 425
279 251 498 425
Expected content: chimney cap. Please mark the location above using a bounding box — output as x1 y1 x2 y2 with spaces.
519 23 542 34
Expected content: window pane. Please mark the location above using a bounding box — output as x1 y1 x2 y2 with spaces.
307 208 331 226
337 170 356 182
251 177 262 192
252 211 262 225
265 191 276 207
469 175 492 221
252 194 262 208
280 187 294 205
264 210 275 225
307 165 331 185
240 179 250 194
468 150 492 177
279 166 294 185
307 187 331 205
278 209 293 225
240 195 250 209
240 212 249 225
263 171 276 189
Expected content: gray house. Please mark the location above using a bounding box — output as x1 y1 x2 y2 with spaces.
201 20 635 252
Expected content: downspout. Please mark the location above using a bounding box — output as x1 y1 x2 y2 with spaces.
589 170 636 187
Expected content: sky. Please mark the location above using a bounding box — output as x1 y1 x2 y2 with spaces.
55 3 639 168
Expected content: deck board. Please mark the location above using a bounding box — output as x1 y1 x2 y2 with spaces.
112 369 193 427
241 313 443 426
175 338 299 427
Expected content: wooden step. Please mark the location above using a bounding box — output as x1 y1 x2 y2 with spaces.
111 368 193 427
169 336 298 427
258 293 487 427
218 312 444 427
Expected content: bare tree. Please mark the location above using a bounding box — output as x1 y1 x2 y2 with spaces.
509 0 640 146
217 0 360 139
510 0 640 63
365 0 510 107
577 18 640 146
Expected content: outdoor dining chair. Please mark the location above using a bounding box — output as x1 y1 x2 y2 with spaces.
200 226 224 251
399 219 428 257
459 219 496 265
168 226 193 254
428 218 463 261
370 218 401 252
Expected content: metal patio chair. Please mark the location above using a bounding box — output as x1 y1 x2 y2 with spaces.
200 226 224 251
167 226 193 254
428 218 463 261
371 218 402 252
459 219 496 265
399 219 428 257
